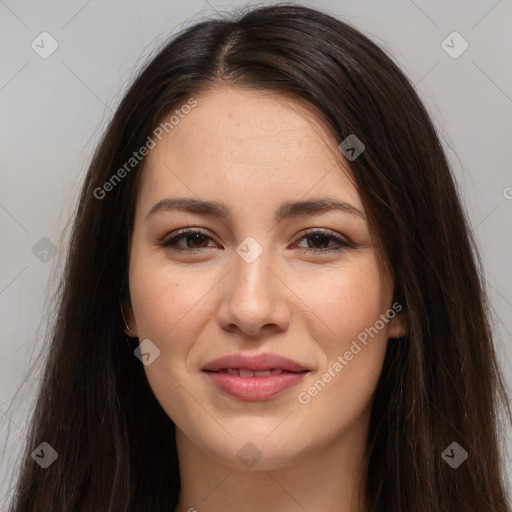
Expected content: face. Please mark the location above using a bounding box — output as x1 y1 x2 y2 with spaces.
125 87 405 471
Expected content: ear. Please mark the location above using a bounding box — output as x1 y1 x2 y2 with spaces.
387 306 407 340
121 295 138 338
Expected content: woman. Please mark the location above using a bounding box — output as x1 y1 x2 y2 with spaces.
7 3 511 511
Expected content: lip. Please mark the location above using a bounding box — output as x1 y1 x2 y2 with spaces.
202 353 310 401
203 353 309 372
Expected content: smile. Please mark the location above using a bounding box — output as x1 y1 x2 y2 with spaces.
202 353 311 401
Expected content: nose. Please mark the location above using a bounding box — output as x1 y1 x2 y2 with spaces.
216 248 291 338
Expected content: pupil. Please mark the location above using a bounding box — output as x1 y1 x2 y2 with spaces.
308 234 328 249
188 233 206 248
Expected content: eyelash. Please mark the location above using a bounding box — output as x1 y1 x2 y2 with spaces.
160 228 354 255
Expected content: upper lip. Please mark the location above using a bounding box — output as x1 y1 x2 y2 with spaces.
202 353 310 372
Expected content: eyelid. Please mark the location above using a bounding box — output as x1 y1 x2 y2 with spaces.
293 227 351 244
160 227 216 247
292 228 354 254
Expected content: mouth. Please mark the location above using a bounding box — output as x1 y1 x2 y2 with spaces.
202 353 310 401
202 352 310 373
206 368 306 377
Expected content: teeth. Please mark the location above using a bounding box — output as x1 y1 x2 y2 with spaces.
254 370 271 377
223 368 285 377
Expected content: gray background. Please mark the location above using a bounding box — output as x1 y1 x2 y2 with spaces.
1 0 511 506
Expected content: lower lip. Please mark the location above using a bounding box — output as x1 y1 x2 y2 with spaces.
204 370 309 401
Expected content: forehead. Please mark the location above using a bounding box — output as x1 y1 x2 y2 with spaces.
137 87 362 216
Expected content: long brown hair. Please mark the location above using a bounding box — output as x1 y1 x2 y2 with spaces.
7 3 511 510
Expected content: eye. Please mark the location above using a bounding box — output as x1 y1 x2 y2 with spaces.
160 228 354 255
161 228 216 251
293 229 354 254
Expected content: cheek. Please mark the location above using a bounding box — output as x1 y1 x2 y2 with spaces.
128 261 215 421
313 260 390 351
294 261 391 429
129 259 215 344
296 260 390 412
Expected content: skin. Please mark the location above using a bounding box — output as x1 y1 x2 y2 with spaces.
125 87 406 512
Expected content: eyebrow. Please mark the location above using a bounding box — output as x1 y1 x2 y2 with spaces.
145 196 365 222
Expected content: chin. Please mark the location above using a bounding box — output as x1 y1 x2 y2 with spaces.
197 429 314 471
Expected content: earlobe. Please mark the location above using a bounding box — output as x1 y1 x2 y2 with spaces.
388 311 407 340
120 294 138 338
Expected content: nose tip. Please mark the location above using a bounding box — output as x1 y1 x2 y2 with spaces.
216 254 291 338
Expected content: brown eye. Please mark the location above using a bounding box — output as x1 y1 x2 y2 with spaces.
294 229 353 255
161 229 216 251
305 233 331 249
161 228 353 255
183 232 209 249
